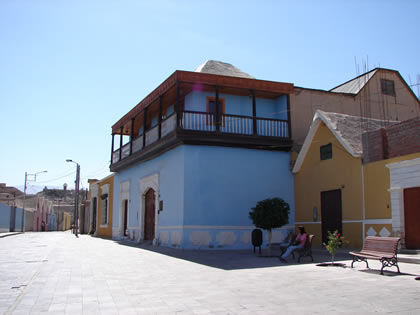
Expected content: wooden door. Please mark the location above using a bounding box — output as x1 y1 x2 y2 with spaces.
144 189 156 241
10 207 16 232
404 187 420 249
321 189 343 244
123 200 128 236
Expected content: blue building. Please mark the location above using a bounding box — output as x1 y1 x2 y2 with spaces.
109 61 295 249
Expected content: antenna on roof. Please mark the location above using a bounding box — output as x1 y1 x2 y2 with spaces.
417 73 420 100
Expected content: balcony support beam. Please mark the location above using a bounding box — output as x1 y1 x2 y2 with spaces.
111 133 115 164
215 86 220 132
158 96 162 139
252 90 257 136
286 94 292 139
143 109 147 148
130 118 135 155
119 127 123 161
176 81 181 128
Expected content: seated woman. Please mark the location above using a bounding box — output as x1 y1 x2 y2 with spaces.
279 226 307 263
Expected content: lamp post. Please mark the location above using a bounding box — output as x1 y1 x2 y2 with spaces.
66 159 80 237
22 170 48 232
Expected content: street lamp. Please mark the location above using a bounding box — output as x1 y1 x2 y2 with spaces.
66 159 80 237
22 170 48 232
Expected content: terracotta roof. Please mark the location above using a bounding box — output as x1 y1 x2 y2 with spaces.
195 60 255 79
293 110 397 173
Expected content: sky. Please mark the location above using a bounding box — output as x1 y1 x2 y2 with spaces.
1 0 419 192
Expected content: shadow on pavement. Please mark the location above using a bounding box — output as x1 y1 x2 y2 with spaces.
113 239 353 270
358 269 418 277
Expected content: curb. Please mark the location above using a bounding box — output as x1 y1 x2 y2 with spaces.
0 232 23 238
398 256 420 265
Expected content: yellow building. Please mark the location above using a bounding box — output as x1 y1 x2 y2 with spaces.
292 110 420 248
63 212 71 231
88 174 114 238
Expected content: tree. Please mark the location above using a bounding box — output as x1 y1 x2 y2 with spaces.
249 198 290 247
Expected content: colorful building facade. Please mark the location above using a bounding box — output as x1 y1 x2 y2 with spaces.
290 68 420 150
109 61 295 249
293 111 420 248
33 196 53 231
89 174 114 238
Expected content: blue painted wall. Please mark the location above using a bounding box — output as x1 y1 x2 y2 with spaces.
0 203 11 231
113 146 185 237
14 208 23 232
183 145 294 226
48 213 56 231
0 204 24 232
184 91 287 119
256 95 287 120
112 142 294 248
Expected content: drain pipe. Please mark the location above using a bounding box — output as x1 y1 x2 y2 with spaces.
361 162 366 242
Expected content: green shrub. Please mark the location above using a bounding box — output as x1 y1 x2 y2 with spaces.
249 198 290 231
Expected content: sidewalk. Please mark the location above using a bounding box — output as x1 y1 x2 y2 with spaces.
1 232 420 314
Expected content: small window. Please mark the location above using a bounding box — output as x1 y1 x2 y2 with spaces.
101 197 108 225
381 79 395 96
320 143 332 160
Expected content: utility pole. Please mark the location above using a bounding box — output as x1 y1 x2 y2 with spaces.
75 163 80 237
22 172 27 232
66 159 80 237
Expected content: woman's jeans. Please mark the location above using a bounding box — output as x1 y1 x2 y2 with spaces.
281 244 304 259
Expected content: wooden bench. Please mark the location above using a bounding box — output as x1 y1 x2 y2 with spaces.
350 236 401 275
292 234 315 262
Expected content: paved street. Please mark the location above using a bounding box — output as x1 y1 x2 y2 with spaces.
1 232 420 315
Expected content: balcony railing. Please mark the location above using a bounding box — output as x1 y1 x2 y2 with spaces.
220 114 253 135
162 114 177 137
181 111 288 137
112 111 289 164
256 117 289 137
112 150 120 164
182 111 216 132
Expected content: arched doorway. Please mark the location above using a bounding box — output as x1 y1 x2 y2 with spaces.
144 188 156 241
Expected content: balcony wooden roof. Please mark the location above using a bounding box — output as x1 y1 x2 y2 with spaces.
112 71 294 134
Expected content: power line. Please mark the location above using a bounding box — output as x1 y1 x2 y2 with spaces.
36 171 76 184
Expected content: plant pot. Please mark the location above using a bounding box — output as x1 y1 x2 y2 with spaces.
316 263 346 267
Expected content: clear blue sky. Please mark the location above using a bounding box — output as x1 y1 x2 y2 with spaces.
1 0 419 191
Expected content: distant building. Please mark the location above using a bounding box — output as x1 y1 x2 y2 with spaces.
0 183 23 206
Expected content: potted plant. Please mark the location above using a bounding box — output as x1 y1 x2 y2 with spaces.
320 230 345 266
249 198 289 253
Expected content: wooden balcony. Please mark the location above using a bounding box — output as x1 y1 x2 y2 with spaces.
110 111 292 172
